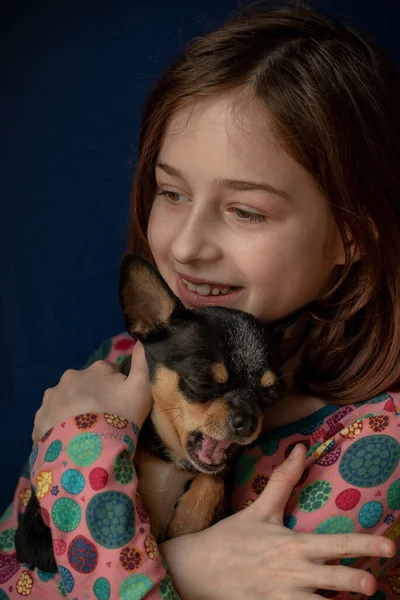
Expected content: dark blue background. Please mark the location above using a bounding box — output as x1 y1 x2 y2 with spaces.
1 0 399 511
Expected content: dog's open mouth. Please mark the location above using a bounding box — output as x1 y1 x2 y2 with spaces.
186 430 236 473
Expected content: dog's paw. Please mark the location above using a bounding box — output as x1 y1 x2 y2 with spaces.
167 492 213 539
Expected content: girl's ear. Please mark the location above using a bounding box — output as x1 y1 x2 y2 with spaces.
334 216 378 266
119 253 185 339
334 239 360 266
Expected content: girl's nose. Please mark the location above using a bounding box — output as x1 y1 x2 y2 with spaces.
171 208 222 265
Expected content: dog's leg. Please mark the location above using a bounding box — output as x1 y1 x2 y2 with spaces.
136 448 194 542
167 474 225 539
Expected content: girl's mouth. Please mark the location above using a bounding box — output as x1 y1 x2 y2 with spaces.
181 277 233 296
176 274 243 308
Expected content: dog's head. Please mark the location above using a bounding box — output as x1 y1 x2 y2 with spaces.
119 254 282 474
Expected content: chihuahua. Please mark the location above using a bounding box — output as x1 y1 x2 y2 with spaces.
15 254 284 571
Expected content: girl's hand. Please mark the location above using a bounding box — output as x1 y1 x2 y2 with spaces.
32 341 152 443
160 445 395 600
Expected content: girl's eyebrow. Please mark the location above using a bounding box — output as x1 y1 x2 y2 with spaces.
156 162 291 201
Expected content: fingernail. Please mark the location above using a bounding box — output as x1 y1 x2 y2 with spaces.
383 541 394 557
361 575 371 594
289 444 301 460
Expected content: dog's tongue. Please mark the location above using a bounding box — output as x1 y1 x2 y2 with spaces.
197 435 232 465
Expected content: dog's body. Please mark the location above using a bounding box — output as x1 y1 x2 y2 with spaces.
118 256 282 541
122 360 230 542
15 254 284 571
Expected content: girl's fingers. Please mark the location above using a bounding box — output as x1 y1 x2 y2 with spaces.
125 340 149 383
300 564 377 597
304 533 395 561
248 443 307 522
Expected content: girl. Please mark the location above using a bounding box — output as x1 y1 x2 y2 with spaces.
1 2 399 598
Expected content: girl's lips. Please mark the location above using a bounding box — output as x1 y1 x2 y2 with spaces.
176 274 243 308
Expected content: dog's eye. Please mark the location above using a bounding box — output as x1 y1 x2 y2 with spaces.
179 375 217 401
259 384 280 405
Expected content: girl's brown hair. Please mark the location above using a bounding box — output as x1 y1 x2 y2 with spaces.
127 2 400 404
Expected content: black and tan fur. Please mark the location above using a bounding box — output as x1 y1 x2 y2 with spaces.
15 254 285 571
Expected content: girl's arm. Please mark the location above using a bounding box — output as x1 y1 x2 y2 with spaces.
31 413 176 599
30 338 396 600
280 398 400 600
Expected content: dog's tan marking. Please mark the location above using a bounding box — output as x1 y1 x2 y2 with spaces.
135 447 194 541
211 362 229 384
183 398 229 440
167 474 225 538
151 367 187 459
261 369 277 388
151 366 231 447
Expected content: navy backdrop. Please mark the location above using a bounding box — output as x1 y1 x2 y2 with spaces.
1 0 399 511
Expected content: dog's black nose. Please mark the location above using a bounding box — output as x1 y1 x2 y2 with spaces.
229 412 258 437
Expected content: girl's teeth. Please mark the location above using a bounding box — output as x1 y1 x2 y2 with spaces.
187 281 199 292
196 284 212 296
182 278 232 296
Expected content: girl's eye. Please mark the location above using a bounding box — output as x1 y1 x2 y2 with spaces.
233 207 266 223
157 190 187 203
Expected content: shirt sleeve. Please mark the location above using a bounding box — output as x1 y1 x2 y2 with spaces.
30 413 180 599
230 395 400 600
283 406 400 600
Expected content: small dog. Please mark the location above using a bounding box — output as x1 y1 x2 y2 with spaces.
15 254 283 571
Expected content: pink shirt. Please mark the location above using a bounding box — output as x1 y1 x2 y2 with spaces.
0 333 399 599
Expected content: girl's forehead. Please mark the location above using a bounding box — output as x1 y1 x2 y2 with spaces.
158 92 316 197
163 92 279 149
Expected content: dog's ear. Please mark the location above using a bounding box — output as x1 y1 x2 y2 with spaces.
119 254 184 339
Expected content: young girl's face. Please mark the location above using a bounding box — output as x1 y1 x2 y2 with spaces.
148 92 345 322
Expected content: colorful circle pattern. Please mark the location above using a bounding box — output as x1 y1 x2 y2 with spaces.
61 469 85 495
89 467 108 491
93 577 111 600
298 480 332 513
58 565 75 593
159 576 180 599
120 546 142 572
119 574 154 600
44 440 63 462
388 479 400 510
113 451 135 484
66 433 103 467
314 515 354 534
335 488 361 511
29 445 38 471
339 435 400 487
86 491 135 548
123 435 135 457
0 550 20 584
37 569 56 582
52 498 81 532
0 529 16 552
68 534 98 573
75 413 98 431
358 501 384 528
260 439 279 455
316 445 341 467
284 515 297 530
234 455 256 486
